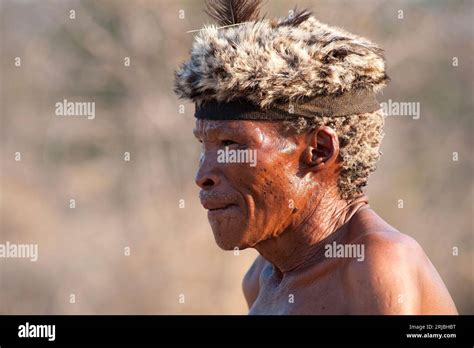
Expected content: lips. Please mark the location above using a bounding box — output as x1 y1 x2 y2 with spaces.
199 191 239 213
207 204 239 219
207 204 236 211
201 200 236 211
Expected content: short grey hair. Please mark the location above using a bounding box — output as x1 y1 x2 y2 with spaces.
283 109 385 200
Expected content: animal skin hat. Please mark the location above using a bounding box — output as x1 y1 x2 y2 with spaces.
174 0 389 120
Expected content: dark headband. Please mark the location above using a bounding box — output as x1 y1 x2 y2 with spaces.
195 89 380 120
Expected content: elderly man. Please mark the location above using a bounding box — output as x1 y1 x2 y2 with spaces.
174 0 457 314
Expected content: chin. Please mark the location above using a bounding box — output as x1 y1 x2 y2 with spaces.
210 225 252 251
212 232 250 250
207 212 244 247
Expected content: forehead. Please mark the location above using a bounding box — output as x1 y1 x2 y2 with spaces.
193 119 278 139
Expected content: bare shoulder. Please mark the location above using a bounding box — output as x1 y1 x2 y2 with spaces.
342 209 457 314
242 254 267 309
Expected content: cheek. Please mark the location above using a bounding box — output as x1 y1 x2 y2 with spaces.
245 159 301 237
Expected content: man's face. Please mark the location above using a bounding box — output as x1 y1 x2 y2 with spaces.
193 119 318 250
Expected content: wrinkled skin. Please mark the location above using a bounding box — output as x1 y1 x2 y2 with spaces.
193 119 458 315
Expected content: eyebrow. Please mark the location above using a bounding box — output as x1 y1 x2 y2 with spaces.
193 124 243 140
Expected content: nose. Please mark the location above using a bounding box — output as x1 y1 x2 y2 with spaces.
195 153 220 189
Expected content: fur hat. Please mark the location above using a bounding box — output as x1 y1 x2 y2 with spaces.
174 0 389 120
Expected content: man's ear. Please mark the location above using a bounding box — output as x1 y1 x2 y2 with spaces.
303 126 339 170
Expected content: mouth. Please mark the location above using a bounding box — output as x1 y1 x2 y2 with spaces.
199 191 241 217
208 204 236 212
206 203 239 217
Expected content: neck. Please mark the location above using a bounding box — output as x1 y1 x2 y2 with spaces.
254 190 368 276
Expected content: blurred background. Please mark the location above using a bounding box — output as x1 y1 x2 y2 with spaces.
0 0 472 314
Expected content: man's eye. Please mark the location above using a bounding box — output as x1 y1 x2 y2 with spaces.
222 140 238 146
